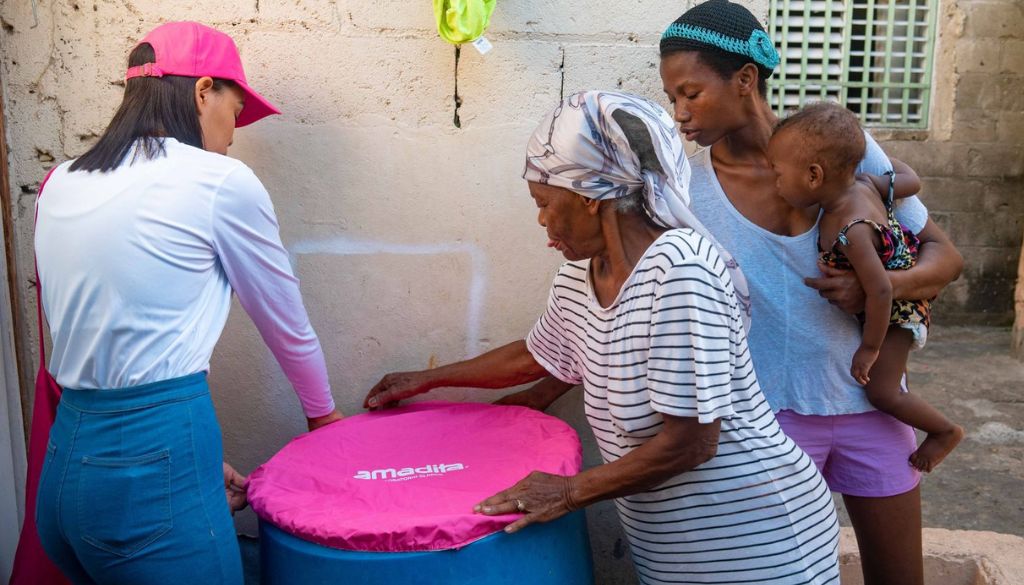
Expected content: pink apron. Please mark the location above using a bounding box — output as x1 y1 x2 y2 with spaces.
10 167 71 585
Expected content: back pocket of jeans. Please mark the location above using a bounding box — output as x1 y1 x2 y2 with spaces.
78 449 173 557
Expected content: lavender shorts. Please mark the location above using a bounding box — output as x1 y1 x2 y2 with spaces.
776 409 921 498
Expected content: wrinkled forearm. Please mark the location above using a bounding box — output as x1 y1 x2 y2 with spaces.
567 418 720 509
520 377 575 410
429 340 549 391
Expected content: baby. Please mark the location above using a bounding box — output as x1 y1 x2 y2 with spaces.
767 102 963 472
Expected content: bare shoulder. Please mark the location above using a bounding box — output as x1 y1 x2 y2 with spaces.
847 179 889 223
818 181 887 249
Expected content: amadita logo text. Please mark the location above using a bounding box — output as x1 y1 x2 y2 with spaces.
353 463 466 482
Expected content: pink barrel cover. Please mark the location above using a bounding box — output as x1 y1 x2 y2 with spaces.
247 401 582 552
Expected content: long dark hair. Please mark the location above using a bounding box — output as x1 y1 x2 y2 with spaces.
70 43 235 173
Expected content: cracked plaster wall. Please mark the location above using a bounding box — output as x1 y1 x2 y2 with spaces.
2 1 1020 581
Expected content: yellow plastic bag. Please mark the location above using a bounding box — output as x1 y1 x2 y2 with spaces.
433 0 496 44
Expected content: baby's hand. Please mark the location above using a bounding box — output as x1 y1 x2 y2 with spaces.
851 346 879 385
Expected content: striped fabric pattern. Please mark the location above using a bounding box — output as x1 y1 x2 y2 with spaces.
527 229 840 584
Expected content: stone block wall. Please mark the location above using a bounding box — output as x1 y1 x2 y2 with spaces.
881 0 1024 325
1 1 1021 581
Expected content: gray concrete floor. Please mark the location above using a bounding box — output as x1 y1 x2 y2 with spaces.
239 325 1024 584
887 325 1024 536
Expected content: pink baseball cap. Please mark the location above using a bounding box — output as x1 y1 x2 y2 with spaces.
125 21 280 127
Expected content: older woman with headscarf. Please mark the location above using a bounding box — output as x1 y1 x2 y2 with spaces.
363 91 840 585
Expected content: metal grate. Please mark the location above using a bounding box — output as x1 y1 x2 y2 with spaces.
767 0 938 129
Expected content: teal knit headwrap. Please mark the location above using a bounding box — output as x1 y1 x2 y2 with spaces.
660 0 780 78
662 23 779 72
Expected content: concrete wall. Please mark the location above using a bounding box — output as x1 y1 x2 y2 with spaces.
1014 231 1024 357
0 1 1020 582
879 0 1024 325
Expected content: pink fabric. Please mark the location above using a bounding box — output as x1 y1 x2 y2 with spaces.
247 401 582 552
775 409 921 497
11 168 71 585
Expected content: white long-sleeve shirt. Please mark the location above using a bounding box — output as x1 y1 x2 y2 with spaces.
34 137 335 418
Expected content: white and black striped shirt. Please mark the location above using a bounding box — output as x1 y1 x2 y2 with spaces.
527 229 839 585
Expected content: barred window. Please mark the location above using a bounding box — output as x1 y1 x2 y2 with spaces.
767 0 939 128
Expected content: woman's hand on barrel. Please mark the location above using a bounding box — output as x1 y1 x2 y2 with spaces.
223 462 248 514
364 370 434 409
474 471 579 534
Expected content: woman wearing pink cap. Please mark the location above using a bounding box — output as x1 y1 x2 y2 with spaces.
31 21 341 583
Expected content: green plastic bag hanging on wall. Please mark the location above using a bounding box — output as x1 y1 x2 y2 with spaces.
434 0 496 44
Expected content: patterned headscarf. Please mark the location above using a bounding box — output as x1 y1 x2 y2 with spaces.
523 90 751 326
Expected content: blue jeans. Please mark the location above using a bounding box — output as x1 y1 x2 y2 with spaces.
36 372 243 585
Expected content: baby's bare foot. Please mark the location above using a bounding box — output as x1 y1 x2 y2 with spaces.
909 425 964 473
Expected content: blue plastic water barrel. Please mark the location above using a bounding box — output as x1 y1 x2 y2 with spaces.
259 511 593 585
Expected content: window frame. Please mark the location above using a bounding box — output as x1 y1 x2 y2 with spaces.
767 0 940 130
